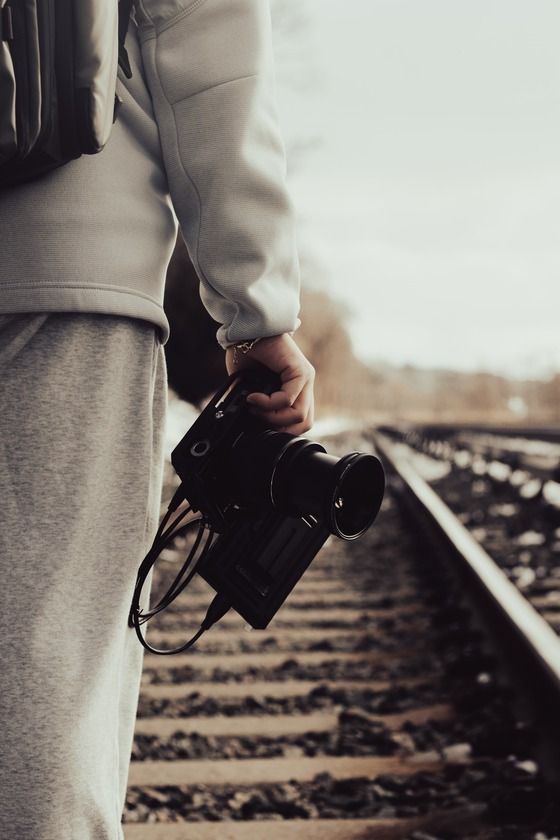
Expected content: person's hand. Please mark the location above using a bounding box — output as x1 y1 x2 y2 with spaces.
225 333 315 435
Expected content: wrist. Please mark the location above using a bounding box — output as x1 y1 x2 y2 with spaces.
230 337 262 366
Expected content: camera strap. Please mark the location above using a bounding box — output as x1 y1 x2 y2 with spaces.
128 486 230 655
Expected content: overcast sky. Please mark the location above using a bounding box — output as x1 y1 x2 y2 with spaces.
273 0 560 378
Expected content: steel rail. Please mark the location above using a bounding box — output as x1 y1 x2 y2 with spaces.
373 431 560 776
379 423 560 444
379 424 560 479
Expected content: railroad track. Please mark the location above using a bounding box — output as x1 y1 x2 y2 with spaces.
379 424 560 480
380 425 560 636
123 429 560 839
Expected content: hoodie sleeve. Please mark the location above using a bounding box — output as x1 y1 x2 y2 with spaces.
133 0 301 348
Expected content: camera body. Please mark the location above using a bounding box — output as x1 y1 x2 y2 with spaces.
171 366 384 628
196 508 330 629
171 367 288 533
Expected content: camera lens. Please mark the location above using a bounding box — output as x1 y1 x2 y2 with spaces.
329 452 385 538
229 429 385 540
277 448 385 539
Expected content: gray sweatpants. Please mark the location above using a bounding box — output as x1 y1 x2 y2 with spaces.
0 314 167 840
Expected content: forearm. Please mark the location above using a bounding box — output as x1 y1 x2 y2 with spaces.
134 0 301 348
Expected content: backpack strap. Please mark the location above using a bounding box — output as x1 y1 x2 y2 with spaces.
0 6 14 41
118 0 134 78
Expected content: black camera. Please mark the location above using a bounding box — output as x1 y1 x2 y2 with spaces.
129 366 385 653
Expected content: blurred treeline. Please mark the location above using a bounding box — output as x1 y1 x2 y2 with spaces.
163 235 559 426
366 364 560 426
163 234 375 412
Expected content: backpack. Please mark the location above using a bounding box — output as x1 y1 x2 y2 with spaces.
0 0 134 189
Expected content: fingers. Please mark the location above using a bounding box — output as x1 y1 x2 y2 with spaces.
246 391 292 410
248 384 313 435
246 368 308 410
247 359 314 408
277 370 309 408
225 334 316 434
278 397 314 435
253 406 306 425
249 393 310 426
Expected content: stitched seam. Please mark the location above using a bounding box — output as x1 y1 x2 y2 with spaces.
136 0 207 39
158 0 208 34
169 72 257 107
151 36 243 324
136 0 151 25
136 0 155 41
173 97 242 324
0 282 161 306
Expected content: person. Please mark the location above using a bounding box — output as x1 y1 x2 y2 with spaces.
0 1 315 838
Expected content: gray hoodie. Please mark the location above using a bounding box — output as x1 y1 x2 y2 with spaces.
0 0 301 348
